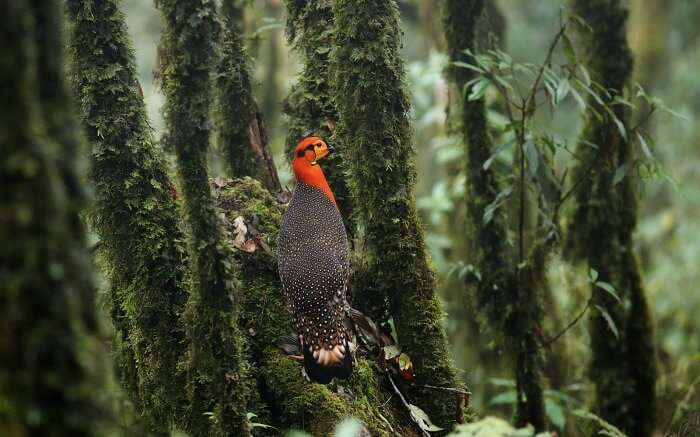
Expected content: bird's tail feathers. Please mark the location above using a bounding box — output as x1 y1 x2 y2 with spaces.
303 339 353 384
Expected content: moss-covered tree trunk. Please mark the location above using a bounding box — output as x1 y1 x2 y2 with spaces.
215 0 281 191
65 0 190 432
1 1 109 434
155 0 250 435
331 0 462 430
283 0 354 232
566 1 657 435
442 0 546 429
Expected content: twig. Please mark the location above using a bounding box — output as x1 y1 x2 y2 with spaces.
543 299 591 346
387 373 430 437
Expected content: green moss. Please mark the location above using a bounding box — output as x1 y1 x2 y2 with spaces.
330 0 461 429
1 2 110 434
155 0 251 434
566 1 657 435
66 0 192 431
283 0 354 233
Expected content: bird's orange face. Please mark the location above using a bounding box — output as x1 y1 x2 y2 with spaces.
293 136 334 166
292 135 337 207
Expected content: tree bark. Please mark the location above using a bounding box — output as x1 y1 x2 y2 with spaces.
154 0 251 435
567 1 657 435
216 0 281 192
65 0 190 432
331 0 463 430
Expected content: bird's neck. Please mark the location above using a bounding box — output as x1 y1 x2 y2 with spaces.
293 160 337 208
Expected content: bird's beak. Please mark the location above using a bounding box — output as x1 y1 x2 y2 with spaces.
315 142 334 161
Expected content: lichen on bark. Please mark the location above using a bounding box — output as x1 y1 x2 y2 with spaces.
330 0 462 429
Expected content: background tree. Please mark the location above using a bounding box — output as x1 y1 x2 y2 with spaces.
1 0 110 434
283 0 354 232
442 0 549 429
566 0 657 435
215 0 281 192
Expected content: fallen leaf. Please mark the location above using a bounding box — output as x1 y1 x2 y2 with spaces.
232 216 257 252
408 404 443 433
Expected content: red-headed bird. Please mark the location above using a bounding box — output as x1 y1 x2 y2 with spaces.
277 135 353 383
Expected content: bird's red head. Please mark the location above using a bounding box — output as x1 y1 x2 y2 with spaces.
292 135 337 207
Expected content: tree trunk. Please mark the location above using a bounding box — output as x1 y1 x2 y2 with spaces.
65 0 190 432
283 0 354 234
442 0 546 430
567 1 657 435
216 0 281 192
154 0 251 435
1 0 110 434
331 0 463 430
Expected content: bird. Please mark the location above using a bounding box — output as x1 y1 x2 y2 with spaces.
277 134 353 384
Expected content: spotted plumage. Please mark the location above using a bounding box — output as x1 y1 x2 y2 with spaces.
277 136 353 383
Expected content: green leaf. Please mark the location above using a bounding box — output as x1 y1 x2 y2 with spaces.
525 141 539 177
468 78 491 101
637 132 654 160
555 77 571 104
545 399 566 430
613 162 631 186
611 114 627 140
578 64 592 87
589 268 599 282
483 138 515 170
595 281 621 302
570 87 586 111
490 390 517 405
452 61 484 73
595 305 620 339
562 33 577 66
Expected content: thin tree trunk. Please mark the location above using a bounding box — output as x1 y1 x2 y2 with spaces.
567 1 657 435
65 0 190 431
442 0 546 429
331 0 463 429
216 0 281 191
